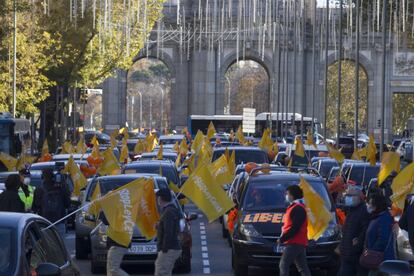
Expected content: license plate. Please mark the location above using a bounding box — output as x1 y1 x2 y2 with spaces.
274 244 285 253
128 244 157 254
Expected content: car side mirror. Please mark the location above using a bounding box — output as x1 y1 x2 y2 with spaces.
187 213 198 221
35 263 61 276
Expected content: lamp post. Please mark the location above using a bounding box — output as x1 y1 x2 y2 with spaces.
12 0 17 117
160 86 164 134
130 95 135 128
137 91 142 133
149 96 152 131
225 76 231 114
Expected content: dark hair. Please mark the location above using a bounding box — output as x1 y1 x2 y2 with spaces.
5 174 21 190
156 188 172 202
42 168 54 181
369 193 388 213
287 185 304 200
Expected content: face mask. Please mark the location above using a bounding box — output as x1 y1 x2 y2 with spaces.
23 177 30 185
285 194 292 204
366 204 374 214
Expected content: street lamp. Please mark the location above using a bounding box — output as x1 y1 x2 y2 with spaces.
151 82 165 133
137 91 142 133
225 76 231 114
130 96 135 128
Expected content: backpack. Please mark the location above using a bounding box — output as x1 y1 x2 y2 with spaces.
41 188 65 223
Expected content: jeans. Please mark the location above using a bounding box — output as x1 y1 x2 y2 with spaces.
279 244 311 276
154 249 182 276
107 246 129 276
339 258 369 276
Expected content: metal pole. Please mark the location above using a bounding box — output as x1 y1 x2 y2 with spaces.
138 92 142 133
225 76 231 114
324 0 329 139
354 0 361 149
12 0 17 117
380 0 387 159
292 0 297 136
276 23 282 138
311 0 317 133
160 87 164 133
131 96 135 128
336 0 343 147
149 96 152 130
251 85 254 108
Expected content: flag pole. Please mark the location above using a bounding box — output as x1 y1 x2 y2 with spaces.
42 201 94 231
336 0 343 147
354 0 361 150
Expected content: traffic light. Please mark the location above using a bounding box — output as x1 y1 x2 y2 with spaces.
377 119 382 128
79 89 88 104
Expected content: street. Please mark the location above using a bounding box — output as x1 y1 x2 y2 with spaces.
63 204 333 276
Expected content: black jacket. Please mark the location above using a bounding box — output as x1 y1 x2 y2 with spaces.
399 196 414 251
339 203 370 261
157 204 181 252
0 189 25 213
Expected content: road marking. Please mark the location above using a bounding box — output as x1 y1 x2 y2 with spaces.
200 222 211 274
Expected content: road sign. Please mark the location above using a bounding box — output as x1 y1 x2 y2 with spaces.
243 108 256 134
87 89 103 95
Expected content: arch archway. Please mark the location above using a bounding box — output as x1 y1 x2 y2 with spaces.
326 59 369 137
223 59 270 115
127 57 172 132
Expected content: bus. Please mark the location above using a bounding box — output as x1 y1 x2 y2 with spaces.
0 112 31 157
188 113 320 137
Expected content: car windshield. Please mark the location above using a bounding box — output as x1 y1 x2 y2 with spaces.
124 164 179 185
348 166 380 186
291 150 327 167
86 178 168 201
212 149 268 164
242 179 331 212
141 154 177 162
318 161 338 178
0 227 15 275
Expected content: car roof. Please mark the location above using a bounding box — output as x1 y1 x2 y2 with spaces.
248 170 323 183
159 135 184 140
213 146 265 152
349 162 380 168
95 173 166 182
141 152 177 157
53 154 89 159
125 160 175 167
0 212 46 228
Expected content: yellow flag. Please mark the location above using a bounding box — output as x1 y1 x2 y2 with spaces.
98 148 121 176
391 162 414 209
299 177 332 240
183 154 195 174
326 143 345 163
306 130 317 149
236 126 245 144
351 149 362 160
181 127 189 135
63 156 87 196
175 153 182 168
191 130 204 154
92 178 159 246
157 144 164 160
16 155 36 170
378 152 400 185
145 133 158 152
207 121 216 140
294 136 305 158
258 128 273 152
119 139 129 163
91 181 101 201
119 127 129 140
271 142 279 156
91 135 99 147
181 165 234 222
173 141 180 153
0 152 17 171
76 138 87 154
366 134 377 166
169 181 180 193
209 155 233 186
134 140 145 155
62 141 74 154
41 139 49 156
179 138 189 156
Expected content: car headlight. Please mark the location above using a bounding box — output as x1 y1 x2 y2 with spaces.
98 224 108 244
319 218 340 239
240 223 262 238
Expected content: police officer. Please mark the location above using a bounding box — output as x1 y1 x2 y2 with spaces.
0 174 25 213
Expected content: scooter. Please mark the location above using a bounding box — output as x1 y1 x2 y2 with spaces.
379 260 414 276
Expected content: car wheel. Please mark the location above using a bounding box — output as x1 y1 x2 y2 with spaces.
91 259 105 274
222 220 228 238
75 236 89 260
232 250 248 276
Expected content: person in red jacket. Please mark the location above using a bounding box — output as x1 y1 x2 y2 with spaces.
278 185 311 276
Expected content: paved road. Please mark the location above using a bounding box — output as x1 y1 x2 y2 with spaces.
63 204 330 275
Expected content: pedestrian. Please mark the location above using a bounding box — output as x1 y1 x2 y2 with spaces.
338 187 370 276
99 213 130 276
278 185 311 276
154 188 182 276
398 193 414 254
0 174 25 213
360 193 395 275
32 168 71 237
